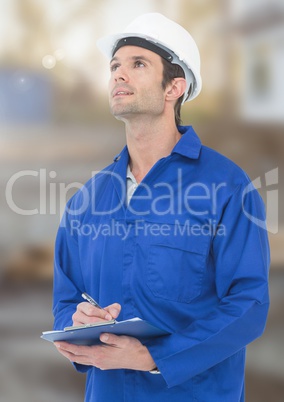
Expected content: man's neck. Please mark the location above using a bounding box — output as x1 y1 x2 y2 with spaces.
124 117 181 183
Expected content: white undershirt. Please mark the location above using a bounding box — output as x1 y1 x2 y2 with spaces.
126 165 138 205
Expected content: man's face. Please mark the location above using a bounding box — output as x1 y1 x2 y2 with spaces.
108 45 166 121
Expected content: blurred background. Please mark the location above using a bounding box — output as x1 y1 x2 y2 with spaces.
0 0 283 401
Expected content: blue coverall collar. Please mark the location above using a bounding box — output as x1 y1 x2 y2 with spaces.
113 125 202 163
173 125 202 160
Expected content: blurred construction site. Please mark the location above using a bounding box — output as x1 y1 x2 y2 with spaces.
0 1 283 401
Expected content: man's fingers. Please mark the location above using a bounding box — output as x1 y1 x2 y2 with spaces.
79 302 108 318
99 333 130 347
104 303 121 319
55 341 92 356
74 302 112 322
72 301 121 327
54 342 94 365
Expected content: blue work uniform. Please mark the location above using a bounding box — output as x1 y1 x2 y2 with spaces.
53 126 270 402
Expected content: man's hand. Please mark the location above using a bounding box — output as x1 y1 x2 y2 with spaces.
72 302 121 326
55 301 157 371
54 333 156 371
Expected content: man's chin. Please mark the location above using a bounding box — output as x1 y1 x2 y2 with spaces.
110 106 135 120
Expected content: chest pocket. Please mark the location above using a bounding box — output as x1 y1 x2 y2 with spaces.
146 230 208 303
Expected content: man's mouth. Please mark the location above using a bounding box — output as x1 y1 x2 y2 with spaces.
113 89 134 97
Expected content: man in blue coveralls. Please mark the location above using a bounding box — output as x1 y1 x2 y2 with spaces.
53 13 270 402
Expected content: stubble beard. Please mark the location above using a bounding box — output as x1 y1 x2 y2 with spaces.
110 99 140 119
110 91 164 121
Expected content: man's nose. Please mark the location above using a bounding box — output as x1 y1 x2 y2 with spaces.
114 67 129 82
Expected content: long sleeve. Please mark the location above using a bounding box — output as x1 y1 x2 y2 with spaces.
53 199 83 327
52 196 91 374
146 182 270 388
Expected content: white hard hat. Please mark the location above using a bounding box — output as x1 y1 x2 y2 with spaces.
97 13 202 103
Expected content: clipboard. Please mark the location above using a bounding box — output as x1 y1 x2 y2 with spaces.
41 317 169 346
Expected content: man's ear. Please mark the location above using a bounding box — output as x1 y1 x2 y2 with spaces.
165 78 187 101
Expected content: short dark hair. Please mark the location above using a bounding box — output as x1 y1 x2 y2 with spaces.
161 58 186 126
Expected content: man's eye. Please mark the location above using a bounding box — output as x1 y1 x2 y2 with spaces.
135 61 145 68
110 64 119 72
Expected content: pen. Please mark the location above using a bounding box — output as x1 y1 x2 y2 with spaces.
82 292 103 309
82 292 117 322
